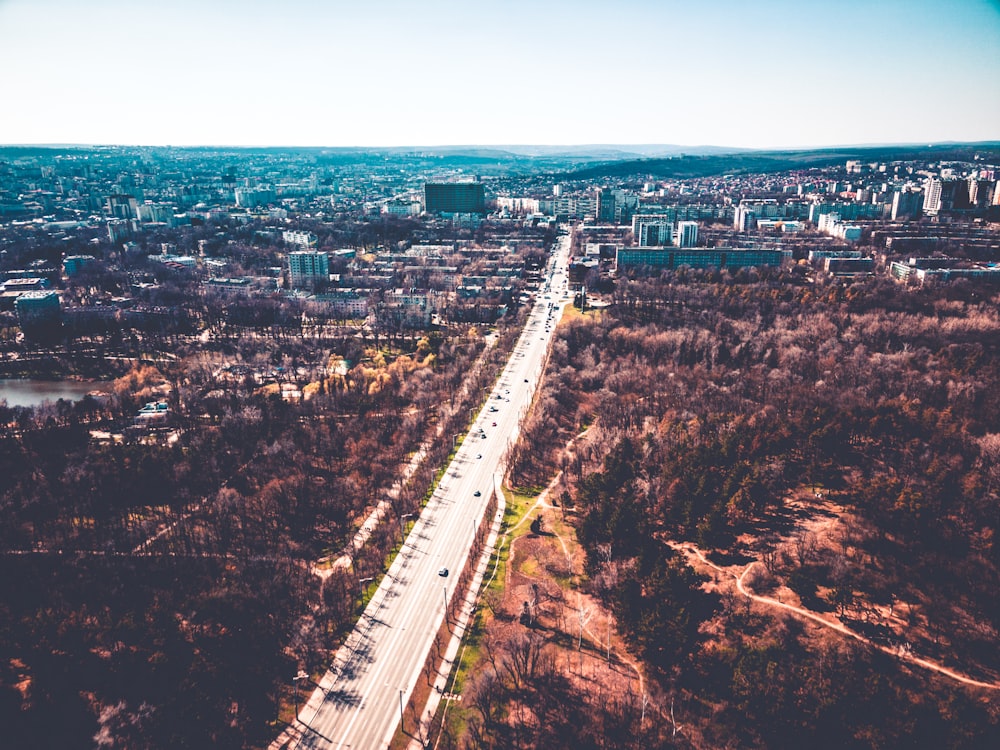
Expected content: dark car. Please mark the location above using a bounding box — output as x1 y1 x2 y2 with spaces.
438 567 449 577
474 490 482 497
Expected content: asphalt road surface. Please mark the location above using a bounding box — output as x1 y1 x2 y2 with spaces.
291 232 573 749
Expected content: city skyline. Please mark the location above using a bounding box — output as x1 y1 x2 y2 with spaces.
1 0 999 149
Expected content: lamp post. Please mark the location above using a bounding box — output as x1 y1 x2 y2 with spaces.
359 576 374 606
398 513 413 544
293 670 308 719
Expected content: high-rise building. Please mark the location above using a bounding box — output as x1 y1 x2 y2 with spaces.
596 189 617 223
676 221 698 248
423 182 485 214
288 250 329 289
635 220 672 247
891 188 923 220
105 194 138 220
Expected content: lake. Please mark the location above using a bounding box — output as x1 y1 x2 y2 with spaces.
0 379 112 408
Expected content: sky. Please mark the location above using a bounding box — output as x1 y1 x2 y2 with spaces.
0 0 998 149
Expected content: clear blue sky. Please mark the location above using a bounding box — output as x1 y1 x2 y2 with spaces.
1 0 998 149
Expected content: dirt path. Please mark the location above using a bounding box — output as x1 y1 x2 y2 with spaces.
673 542 1000 691
501 468 647 696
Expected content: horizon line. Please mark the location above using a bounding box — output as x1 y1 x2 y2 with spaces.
1 139 999 153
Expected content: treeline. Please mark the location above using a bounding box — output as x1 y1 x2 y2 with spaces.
507 272 1000 747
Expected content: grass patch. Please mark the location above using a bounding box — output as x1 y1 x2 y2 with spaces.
426 483 545 740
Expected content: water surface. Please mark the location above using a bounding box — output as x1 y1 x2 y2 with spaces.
0 379 112 408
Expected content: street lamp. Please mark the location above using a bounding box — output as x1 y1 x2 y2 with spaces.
359 576 374 605
293 670 308 719
399 687 405 733
398 512 413 543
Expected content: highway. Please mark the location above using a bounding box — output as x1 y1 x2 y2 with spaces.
289 231 573 749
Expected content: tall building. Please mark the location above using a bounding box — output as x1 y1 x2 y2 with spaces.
288 250 329 289
423 182 485 214
635 220 672 247
676 221 698 248
734 205 756 231
105 194 138 220
596 189 617 223
891 188 923 220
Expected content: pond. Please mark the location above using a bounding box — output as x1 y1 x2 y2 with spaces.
0 379 112 409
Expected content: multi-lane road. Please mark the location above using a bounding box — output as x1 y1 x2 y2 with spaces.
290 232 573 749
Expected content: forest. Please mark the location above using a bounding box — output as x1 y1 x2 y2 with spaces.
0 312 523 747
487 269 1000 748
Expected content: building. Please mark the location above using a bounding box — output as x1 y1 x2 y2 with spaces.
313 289 370 318
105 194 138 220
595 188 638 224
808 249 863 262
891 188 923 220
383 199 422 217
635 220 672 247
107 219 137 243
15 290 61 328
616 247 790 272
288 250 329 289
824 257 874 276
423 182 485 214
234 186 276 208
377 289 435 329
675 221 698 248
204 277 253 296
817 213 863 242
923 178 943 215
63 255 96 277
283 230 318 248
136 202 177 224
596 189 617 223
890 257 1000 285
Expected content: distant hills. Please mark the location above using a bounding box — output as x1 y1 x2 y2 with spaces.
3 142 998 180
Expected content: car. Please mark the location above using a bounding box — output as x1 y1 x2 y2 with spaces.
492 421 497 426
438 567 449 577
476 454 482 459
524 378 529 382
473 490 482 497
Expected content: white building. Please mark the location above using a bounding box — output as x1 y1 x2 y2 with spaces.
675 221 698 248
283 230 318 248
288 250 330 288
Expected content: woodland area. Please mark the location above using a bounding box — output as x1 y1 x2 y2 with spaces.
0 316 522 748
488 270 1000 748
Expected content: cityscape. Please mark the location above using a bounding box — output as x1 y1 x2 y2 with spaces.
1 1 999 749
